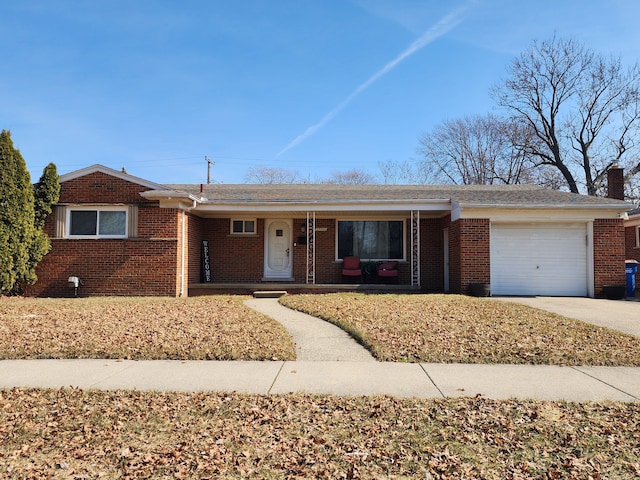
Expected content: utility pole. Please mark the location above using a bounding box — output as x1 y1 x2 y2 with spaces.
206 156 215 184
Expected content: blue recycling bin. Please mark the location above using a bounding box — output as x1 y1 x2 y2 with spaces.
626 261 638 298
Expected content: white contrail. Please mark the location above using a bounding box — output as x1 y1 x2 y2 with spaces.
276 3 471 157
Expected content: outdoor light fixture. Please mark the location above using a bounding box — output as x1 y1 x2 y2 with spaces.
68 276 83 297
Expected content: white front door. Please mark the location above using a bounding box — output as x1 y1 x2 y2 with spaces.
264 219 292 279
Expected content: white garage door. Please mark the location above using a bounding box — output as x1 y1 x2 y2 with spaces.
490 223 588 296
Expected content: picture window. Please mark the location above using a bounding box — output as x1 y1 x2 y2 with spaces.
67 208 127 238
337 220 404 260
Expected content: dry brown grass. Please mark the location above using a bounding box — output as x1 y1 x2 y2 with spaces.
280 293 640 365
1 388 638 479
0 296 295 361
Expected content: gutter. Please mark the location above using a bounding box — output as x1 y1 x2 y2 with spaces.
454 201 635 210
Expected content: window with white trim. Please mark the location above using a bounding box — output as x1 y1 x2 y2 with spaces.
66 207 128 238
231 219 256 234
337 220 404 260
636 225 640 247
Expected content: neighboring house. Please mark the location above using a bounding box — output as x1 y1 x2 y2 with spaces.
25 164 631 298
625 208 640 263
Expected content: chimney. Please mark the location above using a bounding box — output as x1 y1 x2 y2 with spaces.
607 165 624 200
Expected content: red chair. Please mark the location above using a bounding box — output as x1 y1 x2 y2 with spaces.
341 256 362 282
377 261 398 283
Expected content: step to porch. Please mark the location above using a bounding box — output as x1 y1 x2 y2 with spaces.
253 290 288 298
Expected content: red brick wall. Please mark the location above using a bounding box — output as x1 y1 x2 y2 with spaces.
26 239 179 297
58 172 152 204
187 214 205 283
138 205 181 239
594 219 626 295
312 219 339 283
26 173 182 297
421 216 448 291
291 218 309 282
625 225 640 262
203 218 265 283
290 218 330 283
448 218 490 294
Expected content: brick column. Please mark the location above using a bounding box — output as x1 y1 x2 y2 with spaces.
593 218 626 296
449 218 490 294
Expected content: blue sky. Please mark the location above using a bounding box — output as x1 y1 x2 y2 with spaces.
2 0 640 185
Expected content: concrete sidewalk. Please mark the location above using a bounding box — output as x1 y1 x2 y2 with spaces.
1 359 638 402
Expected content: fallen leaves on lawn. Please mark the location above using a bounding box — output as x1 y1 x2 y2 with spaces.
0 296 295 361
280 293 640 365
0 388 638 479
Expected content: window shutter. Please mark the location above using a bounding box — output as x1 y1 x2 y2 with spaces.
55 206 66 238
128 205 138 238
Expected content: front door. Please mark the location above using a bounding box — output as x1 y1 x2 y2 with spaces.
264 219 292 279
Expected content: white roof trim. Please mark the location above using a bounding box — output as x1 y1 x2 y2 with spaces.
140 190 203 202
59 164 169 191
455 201 633 211
194 200 451 213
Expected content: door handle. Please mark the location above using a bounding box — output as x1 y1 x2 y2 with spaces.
285 248 290 256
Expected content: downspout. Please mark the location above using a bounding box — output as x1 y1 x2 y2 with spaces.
179 200 197 298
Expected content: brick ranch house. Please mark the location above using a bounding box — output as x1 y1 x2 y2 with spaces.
25 164 632 298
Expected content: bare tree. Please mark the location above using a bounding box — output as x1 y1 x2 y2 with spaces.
244 167 376 185
378 159 430 184
417 114 535 185
323 169 376 185
493 35 640 196
244 167 302 184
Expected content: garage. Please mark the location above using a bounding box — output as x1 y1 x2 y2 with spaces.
490 223 588 296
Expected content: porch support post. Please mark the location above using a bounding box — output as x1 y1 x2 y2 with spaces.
306 211 316 284
411 210 420 287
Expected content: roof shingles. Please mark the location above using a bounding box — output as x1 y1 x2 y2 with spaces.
162 183 630 208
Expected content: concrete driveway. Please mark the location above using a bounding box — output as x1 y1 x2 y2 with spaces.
495 297 640 338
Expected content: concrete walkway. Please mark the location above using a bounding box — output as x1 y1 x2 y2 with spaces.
244 298 374 361
1 359 638 401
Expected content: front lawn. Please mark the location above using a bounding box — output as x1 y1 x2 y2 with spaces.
1 388 638 479
280 293 640 366
0 296 295 361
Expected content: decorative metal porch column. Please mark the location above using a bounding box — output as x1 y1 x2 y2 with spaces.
411 210 420 287
306 211 316 284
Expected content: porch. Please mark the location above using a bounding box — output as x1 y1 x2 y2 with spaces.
188 282 423 296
